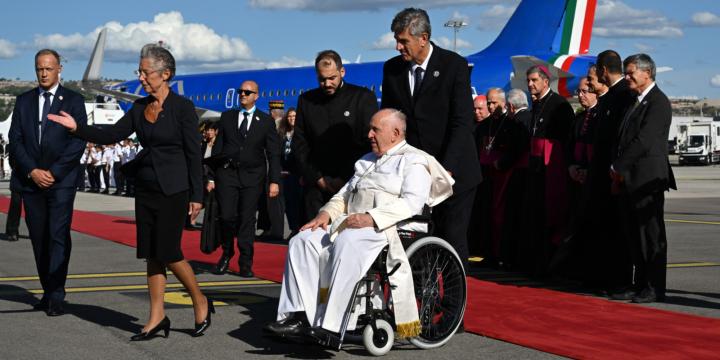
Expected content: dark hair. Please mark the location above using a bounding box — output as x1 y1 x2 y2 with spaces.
35 49 61 64
278 107 296 137
391 8 432 38
527 65 551 81
315 50 343 71
596 50 622 75
624 53 656 80
140 44 176 80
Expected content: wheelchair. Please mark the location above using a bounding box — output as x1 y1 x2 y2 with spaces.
305 214 467 356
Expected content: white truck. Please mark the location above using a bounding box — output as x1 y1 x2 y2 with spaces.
677 120 720 165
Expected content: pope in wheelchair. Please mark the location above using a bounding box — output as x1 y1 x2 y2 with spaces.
264 109 461 353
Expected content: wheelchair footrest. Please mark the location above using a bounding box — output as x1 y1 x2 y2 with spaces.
303 327 342 351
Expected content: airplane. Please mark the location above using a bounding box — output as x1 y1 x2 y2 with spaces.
82 0 597 119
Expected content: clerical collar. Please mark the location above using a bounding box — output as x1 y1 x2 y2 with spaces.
379 140 407 159
536 88 551 103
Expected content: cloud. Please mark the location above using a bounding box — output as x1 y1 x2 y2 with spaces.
711 75 720 88
0 38 17 59
692 12 720 27
477 4 517 30
593 0 683 38
249 0 501 12
371 32 396 50
435 36 472 50
33 12 252 65
656 66 673 73
634 43 654 52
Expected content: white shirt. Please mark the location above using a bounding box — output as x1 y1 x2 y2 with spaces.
112 144 122 162
408 44 434 96
38 83 59 142
238 106 256 132
101 147 114 165
637 82 655 104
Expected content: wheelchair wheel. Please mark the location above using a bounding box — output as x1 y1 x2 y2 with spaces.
405 236 466 349
362 319 394 356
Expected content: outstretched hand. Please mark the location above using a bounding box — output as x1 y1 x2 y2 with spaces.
47 111 78 132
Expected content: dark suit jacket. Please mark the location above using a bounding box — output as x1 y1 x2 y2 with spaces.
212 108 281 186
73 91 204 203
613 85 676 194
9 85 87 192
381 43 481 192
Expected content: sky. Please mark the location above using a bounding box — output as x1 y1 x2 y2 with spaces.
1 0 719 98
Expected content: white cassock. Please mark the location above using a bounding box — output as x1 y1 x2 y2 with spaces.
277 140 436 335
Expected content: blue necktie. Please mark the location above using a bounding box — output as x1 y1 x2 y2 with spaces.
39 92 52 144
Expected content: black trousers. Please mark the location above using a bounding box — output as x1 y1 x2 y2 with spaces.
215 167 263 269
5 190 22 235
433 186 477 270
302 184 333 223
23 187 77 302
113 161 124 193
619 190 668 295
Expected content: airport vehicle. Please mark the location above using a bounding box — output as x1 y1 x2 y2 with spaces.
82 0 598 118
677 121 720 165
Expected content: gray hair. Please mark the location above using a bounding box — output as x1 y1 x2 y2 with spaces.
391 8 432 38
140 44 176 80
377 108 407 136
486 87 506 101
507 89 529 109
624 53 656 80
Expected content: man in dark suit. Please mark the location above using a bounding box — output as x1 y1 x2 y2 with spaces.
594 50 636 294
210 80 281 277
610 54 676 303
8 49 87 316
292 50 377 222
381 8 482 267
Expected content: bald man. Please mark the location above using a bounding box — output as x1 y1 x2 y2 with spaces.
266 108 453 340
210 80 282 277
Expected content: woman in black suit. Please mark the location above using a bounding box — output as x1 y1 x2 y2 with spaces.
48 44 213 340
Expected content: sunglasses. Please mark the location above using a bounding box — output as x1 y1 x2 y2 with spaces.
239 89 257 96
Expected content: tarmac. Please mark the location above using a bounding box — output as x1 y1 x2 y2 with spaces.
0 160 718 359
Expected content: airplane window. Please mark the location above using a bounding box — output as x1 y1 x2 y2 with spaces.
203 95 206 102
209 94 213 101
261 91 265 97
291 89 296 96
284 90 288 96
217 93 221 100
370 85 375 92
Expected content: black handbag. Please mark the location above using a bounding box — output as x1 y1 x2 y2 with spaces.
200 190 222 254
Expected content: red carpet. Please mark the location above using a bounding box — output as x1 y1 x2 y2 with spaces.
3 195 720 358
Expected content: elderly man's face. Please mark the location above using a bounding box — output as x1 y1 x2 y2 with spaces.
577 78 597 109
368 113 399 156
394 28 428 64
473 96 489 122
624 63 652 93
487 90 506 117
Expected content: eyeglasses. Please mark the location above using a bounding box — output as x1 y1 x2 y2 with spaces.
576 88 591 95
134 69 158 78
239 89 257 96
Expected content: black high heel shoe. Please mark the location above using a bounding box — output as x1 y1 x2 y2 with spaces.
131 316 171 341
191 299 215 337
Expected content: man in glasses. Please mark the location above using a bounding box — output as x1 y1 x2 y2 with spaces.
209 80 282 277
292 50 377 222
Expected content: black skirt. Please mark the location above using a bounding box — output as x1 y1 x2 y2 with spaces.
134 181 188 263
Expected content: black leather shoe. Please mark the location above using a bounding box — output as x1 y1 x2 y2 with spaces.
46 301 65 316
6 233 18 242
264 318 307 337
609 288 636 301
131 316 171 341
238 265 254 278
214 255 231 275
32 298 49 311
191 299 215 337
632 287 658 303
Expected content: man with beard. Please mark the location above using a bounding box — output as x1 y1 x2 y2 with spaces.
292 50 377 222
